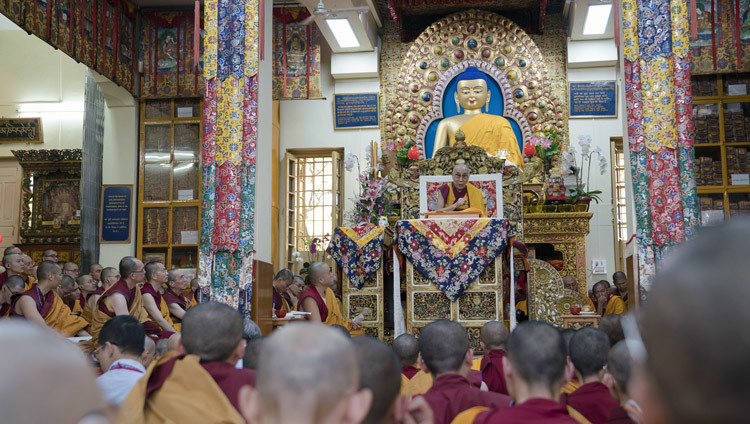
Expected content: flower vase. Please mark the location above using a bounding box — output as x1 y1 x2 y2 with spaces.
576 196 592 212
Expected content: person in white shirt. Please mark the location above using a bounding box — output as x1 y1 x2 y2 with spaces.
95 315 147 405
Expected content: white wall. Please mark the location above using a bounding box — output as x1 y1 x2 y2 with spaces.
567 66 624 289
255 0 274 264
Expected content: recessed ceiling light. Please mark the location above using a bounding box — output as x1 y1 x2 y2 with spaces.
325 18 359 48
583 4 612 35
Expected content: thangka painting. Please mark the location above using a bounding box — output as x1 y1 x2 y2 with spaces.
272 7 322 99
691 0 750 74
141 11 204 98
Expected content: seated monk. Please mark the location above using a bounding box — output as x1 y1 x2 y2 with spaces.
141 261 177 338
21 254 36 290
562 327 620 424
86 257 149 349
416 320 511 424
119 302 255 423
598 314 624 347
0 275 26 317
10 261 89 337
87 267 116 314
432 66 523 168
560 328 580 395
89 263 103 287
353 335 403 424
238 323 372 424
57 275 84 317
298 261 363 335
604 341 643 424
285 275 305 309
479 320 510 395
95 315 147 405
454 320 579 424
0 321 112 423
271 268 294 314
433 163 487 217
0 251 27 289
76 274 97 323
609 272 629 311
393 333 421 392
593 280 626 317
186 277 200 307
163 269 192 331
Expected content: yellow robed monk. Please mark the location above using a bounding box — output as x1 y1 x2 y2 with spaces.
298 262 364 336
433 163 487 217
432 66 523 168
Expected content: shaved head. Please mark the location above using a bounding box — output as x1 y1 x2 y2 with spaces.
252 323 362 422
607 341 632 395
3 246 21 256
353 336 401 424
418 319 469 375
562 276 578 291
505 320 567 389
392 334 419 368
308 261 331 287
480 320 509 351
453 163 470 174
142 336 156 368
59 274 76 289
4 275 26 293
101 267 118 280
181 302 243 362
37 261 61 282
570 327 610 378
243 338 264 370
2 253 19 268
593 280 610 291
642 220 750 424
598 314 624 346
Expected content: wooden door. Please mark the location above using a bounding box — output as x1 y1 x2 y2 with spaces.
0 160 22 247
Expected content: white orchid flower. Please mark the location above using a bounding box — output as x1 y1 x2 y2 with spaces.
344 152 357 172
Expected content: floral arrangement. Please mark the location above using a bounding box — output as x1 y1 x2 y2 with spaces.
292 234 331 275
562 134 608 204
526 130 561 160
393 139 420 168
344 145 394 226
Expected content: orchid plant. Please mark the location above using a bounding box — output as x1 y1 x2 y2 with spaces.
561 134 608 204
292 234 331 276
343 146 394 226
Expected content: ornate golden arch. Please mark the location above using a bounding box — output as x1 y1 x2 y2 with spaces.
383 10 566 157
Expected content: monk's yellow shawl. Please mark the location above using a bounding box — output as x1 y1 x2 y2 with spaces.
449 114 523 169
452 406 488 424
402 369 433 396
561 379 580 395
324 288 364 336
445 183 486 217
25 276 36 291
143 292 175 331
471 357 482 371
118 352 245 424
604 295 626 316
44 292 88 337
84 287 148 351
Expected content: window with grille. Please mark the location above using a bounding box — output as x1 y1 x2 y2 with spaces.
284 150 343 269
611 138 628 271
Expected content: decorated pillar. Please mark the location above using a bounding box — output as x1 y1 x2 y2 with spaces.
622 0 699 296
200 0 259 314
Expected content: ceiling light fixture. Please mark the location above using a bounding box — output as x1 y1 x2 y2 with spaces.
582 4 612 35
325 18 360 48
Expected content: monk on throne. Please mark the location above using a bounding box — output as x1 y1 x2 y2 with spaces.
433 163 487 217
432 66 523 168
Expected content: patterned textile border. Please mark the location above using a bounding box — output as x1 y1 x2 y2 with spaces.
623 0 699 298
272 7 322 99
200 0 258 310
326 225 386 289
397 218 510 301
690 0 750 74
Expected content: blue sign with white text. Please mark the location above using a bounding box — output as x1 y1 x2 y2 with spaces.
101 186 132 243
569 82 617 117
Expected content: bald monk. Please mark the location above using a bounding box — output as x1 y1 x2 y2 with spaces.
243 337 264 370
186 277 200 306
604 341 643 424
563 276 579 292
163 269 191 331
62 261 80 280
455 320 579 423
141 261 177 336
95 315 147 405
76 274 97 323
57 275 83 317
353 336 403 424
416 320 511 424
432 66 523 168
142 336 157 367
87 267 116 316
434 163 487 217
10 261 89 337
238 322 372 424
593 281 626 317
0 252 25 289
298 261 363 335
0 246 20 276
609 272 629 309
393 333 421 391
628 221 750 424
89 263 103 286
86 256 149 348
22 254 37 289
272 268 294 313
0 275 26 317
479 320 510 395
119 302 255 423
0 321 112 423
562 327 619 424
598 314 624 347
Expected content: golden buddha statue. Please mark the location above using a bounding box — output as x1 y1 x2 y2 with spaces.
432 67 524 168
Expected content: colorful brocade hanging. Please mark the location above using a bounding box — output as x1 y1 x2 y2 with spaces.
623 0 700 295
200 0 259 313
272 7 322 99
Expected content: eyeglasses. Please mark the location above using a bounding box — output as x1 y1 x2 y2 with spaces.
44 254 59 258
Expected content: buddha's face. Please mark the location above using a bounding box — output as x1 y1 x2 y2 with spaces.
455 79 490 112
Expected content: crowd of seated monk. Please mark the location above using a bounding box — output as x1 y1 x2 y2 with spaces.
1 220 748 424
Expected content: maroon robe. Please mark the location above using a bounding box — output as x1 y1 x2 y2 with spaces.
0 302 10 316
562 382 620 424
476 398 579 424
272 286 287 311
468 370 483 389
418 374 511 424
141 283 174 339
297 285 327 321
146 355 255 415
0 271 8 288
68 294 86 314
10 284 54 317
480 349 509 395
438 183 468 204
97 278 135 318
606 405 636 424
163 289 187 324
609 287 628 303
402 365 419 380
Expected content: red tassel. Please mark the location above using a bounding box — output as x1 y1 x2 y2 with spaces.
690 0 698 41
613 0 620 47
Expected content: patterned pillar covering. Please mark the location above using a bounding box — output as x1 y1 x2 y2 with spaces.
622 0 699 297
200 0 259 315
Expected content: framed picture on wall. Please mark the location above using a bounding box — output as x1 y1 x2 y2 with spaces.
568 81 618 119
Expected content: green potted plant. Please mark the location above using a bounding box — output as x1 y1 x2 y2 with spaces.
562 134 608 211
